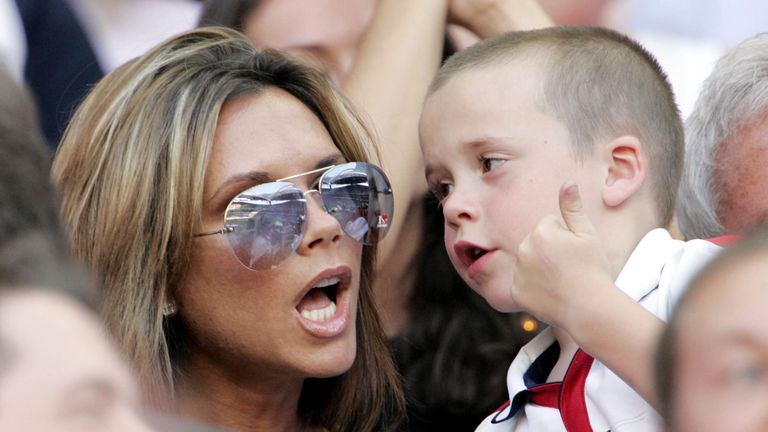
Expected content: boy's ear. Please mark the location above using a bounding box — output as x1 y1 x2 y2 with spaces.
602 135 646 208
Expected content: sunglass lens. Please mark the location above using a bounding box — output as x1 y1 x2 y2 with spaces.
320 162 394 244
224 182 306 270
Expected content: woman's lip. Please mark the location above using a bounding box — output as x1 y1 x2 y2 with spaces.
295 286 352 338
467 250 497 279
294 265 352 306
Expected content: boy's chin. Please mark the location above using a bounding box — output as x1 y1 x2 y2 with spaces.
479 287 523 313
461 273 524 313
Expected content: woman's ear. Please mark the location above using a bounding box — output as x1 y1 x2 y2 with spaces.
602 135 646 208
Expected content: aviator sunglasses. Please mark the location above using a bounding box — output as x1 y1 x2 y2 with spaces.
195 162 394 271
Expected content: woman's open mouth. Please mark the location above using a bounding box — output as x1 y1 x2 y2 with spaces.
295 267 353 338
297 277 340 322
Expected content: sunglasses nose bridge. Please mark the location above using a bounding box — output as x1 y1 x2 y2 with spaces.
303 189 324 209
302 189 338 224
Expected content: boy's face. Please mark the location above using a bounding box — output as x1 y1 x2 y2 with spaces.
420 63 602 312
673 252 768 432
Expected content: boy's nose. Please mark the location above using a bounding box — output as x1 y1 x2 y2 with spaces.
442 187 479 230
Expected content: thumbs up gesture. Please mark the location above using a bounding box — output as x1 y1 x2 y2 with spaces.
512 183 616 331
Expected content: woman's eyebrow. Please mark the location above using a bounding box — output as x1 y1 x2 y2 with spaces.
315 153 345 170
207 153 345 205
208 170 272 205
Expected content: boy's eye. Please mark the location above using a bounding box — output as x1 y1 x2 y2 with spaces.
480 156 505 173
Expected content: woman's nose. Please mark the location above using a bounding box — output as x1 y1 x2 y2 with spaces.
298 191 343 252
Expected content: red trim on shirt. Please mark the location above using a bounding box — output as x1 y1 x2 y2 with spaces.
559 349 595 432
494 399 511 413
493 343 597 429
705 235 741 246
527 382 561 408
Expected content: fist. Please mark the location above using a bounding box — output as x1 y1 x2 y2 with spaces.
512 183 614 328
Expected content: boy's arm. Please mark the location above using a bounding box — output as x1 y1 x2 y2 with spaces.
513 183 662 409
569 282 664 410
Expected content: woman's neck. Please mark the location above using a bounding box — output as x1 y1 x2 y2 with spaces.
175 356 312 432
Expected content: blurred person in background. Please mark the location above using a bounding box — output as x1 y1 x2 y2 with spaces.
0 63 153 432
677 32 768 241
656 230 768 432
199 1 550 429
0 291 152 432
53 28 404 431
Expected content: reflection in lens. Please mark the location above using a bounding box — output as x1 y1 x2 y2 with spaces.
320 162 394 245
224 182 306 270
344 217 369 242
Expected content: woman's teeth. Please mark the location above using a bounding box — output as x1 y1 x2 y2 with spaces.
315 277 340 288
300 302 337 322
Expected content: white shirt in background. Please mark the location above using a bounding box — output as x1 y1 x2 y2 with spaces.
67 0 202 72
0 0 27 82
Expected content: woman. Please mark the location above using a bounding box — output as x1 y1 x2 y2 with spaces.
52 27 403 431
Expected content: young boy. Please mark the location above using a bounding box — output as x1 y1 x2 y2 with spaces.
419 26 725 431
656 230 767 432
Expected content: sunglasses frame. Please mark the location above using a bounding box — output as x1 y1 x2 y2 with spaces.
194 162 393 270
194 164 336 238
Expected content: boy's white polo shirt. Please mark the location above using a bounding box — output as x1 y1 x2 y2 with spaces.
476 229 725 432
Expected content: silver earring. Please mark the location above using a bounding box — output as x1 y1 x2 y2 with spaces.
162 302 177 317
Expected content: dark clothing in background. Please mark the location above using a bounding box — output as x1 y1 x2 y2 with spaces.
15 0 104 147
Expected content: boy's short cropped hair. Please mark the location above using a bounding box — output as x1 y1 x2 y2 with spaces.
430 26 683 226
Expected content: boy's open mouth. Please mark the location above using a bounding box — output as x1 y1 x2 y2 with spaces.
454 241 491 267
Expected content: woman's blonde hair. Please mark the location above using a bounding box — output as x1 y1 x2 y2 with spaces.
52 27 403 431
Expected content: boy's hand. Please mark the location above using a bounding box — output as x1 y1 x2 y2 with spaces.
512 183 615 330
514 184 665 408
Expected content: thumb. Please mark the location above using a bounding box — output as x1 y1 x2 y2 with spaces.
559 182 596 236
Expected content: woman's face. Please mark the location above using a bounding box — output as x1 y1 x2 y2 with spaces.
242 0 377 85
177 88 363 385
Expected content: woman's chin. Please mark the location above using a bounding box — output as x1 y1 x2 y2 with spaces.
304 341 357 379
